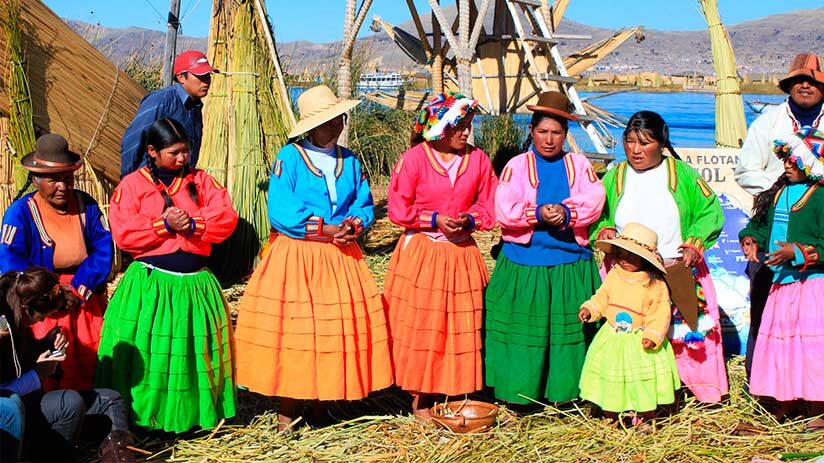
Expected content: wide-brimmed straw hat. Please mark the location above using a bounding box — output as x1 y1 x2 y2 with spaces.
21 134 83 174
287 85 361 139
526 91 578 121
595 222 666 274
774 126 824 184
778 53 824 93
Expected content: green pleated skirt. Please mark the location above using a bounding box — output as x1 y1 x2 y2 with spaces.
484 254 599 404
579 325 680 413
96 262 236 432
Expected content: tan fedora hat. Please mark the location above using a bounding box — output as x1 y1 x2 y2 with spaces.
287 85 361 139
595 222 666 274
778 53 824 93
21 133 83 174
526 91 578 121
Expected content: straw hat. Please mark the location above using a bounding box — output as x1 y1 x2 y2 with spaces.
595 222 666 274
774 126 824 184
526 91 578 121
21 134 83 174
778 53 824 93
287 85 361 138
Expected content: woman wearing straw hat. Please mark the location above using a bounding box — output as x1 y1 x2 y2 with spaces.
234 85 392 431
485 91 605 407
0 134 113 391
384 92 497 421
591 111 727 404
97 118 238 433
578 223 680 426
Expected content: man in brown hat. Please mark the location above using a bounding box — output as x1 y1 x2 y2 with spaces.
736 53 824 194
734 53 824 379
120 50 219 178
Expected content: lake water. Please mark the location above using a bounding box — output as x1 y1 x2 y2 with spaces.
512 91 788 159
290 86 788 159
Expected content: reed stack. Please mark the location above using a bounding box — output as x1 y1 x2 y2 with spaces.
200 0 294 283
699 0 748 149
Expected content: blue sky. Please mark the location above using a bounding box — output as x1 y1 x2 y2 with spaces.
45 0 815 43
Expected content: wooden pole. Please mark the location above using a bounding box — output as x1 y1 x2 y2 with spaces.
253 0 296 126
337 0 374 147
456 0 472 96
161 0 182 86
431 0 444 94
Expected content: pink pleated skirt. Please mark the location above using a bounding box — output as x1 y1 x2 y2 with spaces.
750 277 824 401
669 261 729 403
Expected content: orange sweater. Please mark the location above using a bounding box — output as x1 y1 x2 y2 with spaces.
581 266 671 347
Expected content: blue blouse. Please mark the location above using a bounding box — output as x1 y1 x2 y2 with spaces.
503 151 592 266
769 182 824 283
268 143 374 239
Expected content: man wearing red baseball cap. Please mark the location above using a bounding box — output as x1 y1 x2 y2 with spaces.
120 50 219 178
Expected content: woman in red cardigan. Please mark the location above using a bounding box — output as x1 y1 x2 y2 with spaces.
384 93 497 421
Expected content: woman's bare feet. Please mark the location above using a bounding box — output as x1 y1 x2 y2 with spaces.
277 413 295 434
804 416 824 432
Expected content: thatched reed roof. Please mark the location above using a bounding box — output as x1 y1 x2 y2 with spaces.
0 0 146 183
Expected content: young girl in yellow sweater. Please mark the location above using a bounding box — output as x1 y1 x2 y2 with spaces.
578 222 680 425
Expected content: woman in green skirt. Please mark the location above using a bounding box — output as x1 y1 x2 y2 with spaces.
96 118 239 432
486 92 606 405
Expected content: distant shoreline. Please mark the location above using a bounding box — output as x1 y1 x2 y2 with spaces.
576 82 784 96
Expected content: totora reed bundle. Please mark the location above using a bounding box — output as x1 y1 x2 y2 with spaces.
200 0 294 283
1 0 35 195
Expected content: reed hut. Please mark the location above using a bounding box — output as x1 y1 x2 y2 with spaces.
198 0 294 282
368 0 645 153
0 0 145 216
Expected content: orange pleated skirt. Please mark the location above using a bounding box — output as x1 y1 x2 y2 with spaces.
234 234 393 400
383 233 487 396
31 274 105 391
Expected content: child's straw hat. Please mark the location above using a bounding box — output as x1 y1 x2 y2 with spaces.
595 223 666 274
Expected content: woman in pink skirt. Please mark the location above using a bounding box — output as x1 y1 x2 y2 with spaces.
739 127 824 431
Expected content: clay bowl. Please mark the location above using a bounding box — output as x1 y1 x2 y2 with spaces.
430 399 499 433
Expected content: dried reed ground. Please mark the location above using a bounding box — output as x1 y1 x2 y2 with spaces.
104 188 822 463
138 230 822 463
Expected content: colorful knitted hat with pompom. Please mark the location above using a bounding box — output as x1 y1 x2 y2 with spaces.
414 92 478 141
773 126 824 184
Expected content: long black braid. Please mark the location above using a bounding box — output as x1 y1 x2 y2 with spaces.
141 118 200 209
751 174 790 225
12 173 33 201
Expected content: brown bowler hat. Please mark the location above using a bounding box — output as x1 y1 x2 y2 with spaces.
526 91 578 121
20 134 83 174
778 53 824 93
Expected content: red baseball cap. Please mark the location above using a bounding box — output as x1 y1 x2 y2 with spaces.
173 50 219 76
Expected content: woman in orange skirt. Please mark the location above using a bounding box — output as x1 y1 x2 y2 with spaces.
385 93 497 420
234 85 392 431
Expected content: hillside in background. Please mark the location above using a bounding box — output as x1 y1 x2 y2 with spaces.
68 7 824 77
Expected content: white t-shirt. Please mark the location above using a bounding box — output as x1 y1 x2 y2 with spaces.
300 139 338 212
614 161 683 259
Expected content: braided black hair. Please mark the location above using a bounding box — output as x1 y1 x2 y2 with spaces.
141 118 199 208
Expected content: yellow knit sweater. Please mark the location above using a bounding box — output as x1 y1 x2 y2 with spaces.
581 266 672 347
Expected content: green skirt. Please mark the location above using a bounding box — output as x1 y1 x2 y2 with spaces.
484 254 599 404
96 262 236 432
579 325 680 412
